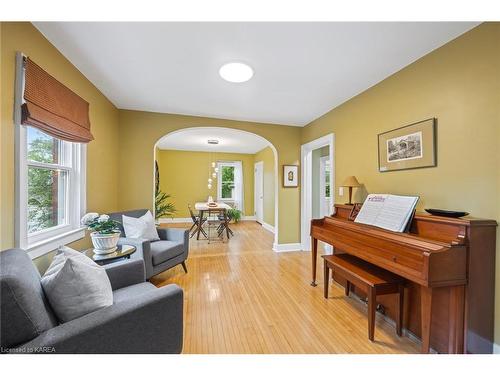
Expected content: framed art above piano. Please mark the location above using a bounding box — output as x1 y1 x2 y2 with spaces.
310 203 497 354
378 118 436 172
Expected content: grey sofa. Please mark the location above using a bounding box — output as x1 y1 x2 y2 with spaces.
108 209 189 280
0 248 183 354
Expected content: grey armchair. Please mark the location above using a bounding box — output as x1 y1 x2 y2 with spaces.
0 248 183 354
108 209 189 280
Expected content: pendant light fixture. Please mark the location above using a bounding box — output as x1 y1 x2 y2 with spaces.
207 139 219 191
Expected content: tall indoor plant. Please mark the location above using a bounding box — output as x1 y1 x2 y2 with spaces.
155 189 176 220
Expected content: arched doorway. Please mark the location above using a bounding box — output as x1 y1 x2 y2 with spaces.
153 127 279 246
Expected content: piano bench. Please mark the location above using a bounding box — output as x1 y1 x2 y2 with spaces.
322 253 405 342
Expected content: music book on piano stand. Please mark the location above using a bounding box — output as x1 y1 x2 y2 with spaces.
354 194 419 232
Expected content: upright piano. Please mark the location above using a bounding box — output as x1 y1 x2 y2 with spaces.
310 204 497 354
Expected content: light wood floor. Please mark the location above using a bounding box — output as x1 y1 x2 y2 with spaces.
151 221 420 354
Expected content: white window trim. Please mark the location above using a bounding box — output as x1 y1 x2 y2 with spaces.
217 161 236 202
14 52 86 258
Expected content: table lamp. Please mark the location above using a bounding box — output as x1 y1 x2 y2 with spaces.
342 176 361 205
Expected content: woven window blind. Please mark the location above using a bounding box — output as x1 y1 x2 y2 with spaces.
21 57 94 143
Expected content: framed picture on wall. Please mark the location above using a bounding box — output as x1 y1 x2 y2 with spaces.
283 165 299 187
378 118 436 172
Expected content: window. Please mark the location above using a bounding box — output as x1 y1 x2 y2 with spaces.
216 162 244 211
16 126 86 257
219 163 235 200
15 54 86 257
27 127 69 233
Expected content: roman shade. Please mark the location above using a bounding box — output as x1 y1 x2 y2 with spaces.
21 57 94 143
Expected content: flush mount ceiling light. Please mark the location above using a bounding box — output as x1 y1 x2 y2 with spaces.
219 62 254 83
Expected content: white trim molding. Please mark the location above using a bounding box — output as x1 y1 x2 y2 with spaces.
272 242 302 252
158 217 192 224
261 222 275 234
158 216 257 224
27 228 85 259
300 133 335 252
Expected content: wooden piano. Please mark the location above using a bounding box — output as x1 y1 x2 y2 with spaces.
310 204 496 354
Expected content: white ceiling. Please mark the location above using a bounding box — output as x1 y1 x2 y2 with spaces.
34 22 478 126
156 127 270 154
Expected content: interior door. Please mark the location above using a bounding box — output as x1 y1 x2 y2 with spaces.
254 161 264 224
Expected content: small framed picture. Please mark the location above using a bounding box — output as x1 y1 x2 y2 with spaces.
378 118 436 172
283 165 299 188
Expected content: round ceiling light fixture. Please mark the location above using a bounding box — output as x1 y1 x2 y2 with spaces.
219 62 254 83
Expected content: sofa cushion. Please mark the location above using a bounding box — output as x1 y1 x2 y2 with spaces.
122 210 160 241
112 282 156 304
150 241 185 266
0 249 58 349
41 247 113 323
108 209 148 236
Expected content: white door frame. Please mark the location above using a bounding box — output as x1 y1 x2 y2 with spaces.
254 161 264 224
300 133 335 251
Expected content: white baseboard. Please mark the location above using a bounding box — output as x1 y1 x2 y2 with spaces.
272 242 302 252
157 217 192 224
158 216 257 224
261 222 275 234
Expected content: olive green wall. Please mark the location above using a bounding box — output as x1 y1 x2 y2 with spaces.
117 110 301 244
254 146 275 227
301 22 500 346
0 22 120 263
156 149 255 217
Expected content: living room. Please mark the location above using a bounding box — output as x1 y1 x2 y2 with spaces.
1 1 500 372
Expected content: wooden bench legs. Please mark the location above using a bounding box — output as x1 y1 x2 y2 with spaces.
324 261 330 299
397 284 404 337
367 287 376 341
323 256 404 342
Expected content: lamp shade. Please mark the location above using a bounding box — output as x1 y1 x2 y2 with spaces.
341 176 361 187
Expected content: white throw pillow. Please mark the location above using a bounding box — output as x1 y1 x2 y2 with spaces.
122 210 160 241
41 246 113 323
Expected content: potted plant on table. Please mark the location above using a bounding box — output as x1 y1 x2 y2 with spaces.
81 213 121 254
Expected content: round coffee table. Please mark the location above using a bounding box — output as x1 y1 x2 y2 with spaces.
83 245 136 265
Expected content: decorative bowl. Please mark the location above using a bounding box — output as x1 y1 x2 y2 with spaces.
425 209 469 218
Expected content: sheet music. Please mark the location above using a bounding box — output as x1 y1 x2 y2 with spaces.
354 194 419 232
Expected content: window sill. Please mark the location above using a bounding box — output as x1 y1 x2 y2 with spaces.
27 227 86 259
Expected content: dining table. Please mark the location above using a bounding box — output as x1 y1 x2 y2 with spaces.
194 202 232 241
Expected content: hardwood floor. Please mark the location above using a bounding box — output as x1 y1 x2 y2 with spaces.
151 221 420 354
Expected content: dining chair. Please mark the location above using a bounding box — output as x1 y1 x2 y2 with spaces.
216 208 234 238
212 208 232 241
188 204 207 239
205 208 224 244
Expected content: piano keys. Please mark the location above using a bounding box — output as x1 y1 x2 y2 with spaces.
310 204 497 354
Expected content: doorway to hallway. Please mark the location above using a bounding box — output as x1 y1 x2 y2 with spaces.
300 134 335 251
